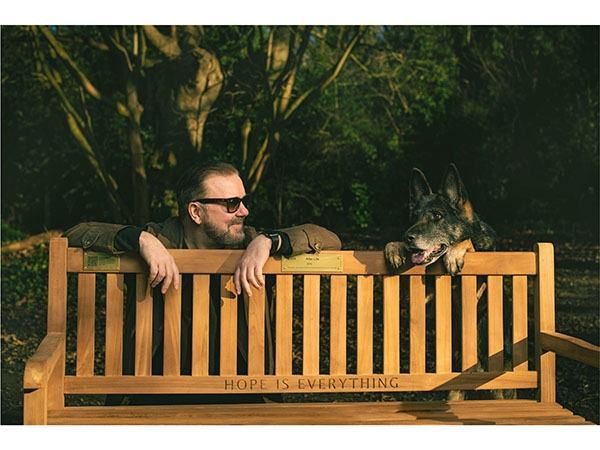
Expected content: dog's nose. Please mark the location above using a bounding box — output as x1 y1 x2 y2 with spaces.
404 233 415 245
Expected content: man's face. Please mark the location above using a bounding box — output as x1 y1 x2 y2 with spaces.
199 173 249 247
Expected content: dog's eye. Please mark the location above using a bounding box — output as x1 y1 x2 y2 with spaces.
432 211 443 221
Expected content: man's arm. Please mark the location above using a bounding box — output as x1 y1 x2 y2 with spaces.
234 224 342 297
63 222 179 294
279 223 342 255
63 222 134 254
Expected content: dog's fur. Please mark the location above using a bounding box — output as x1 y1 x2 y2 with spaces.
385 164 512 401
385 163 496 275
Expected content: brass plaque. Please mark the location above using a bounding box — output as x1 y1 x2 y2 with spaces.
281 254 343 272
83 251 120 271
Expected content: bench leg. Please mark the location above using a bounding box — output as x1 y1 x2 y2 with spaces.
24 387 47 425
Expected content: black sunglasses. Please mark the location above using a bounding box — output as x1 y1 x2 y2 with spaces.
192 195 249 213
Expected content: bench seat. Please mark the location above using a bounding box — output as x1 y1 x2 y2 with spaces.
47 400 592 425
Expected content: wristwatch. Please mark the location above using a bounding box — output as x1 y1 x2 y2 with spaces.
259 231 281 255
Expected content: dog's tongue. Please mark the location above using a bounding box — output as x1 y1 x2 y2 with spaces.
411 246 441 265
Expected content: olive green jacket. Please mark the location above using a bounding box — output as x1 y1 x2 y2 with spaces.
63 217 341 256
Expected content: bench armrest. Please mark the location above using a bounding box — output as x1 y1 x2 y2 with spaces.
541 331 600 368
23 333 65 389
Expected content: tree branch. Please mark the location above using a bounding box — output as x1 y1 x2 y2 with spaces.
142 25 181 59
36 26 130 117
283 26 365 121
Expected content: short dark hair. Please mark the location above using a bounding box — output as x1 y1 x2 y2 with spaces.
176 161 239 218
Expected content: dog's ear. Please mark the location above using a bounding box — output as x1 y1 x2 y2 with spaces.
441 163 469 206
441 164 475 222
409 168 432 212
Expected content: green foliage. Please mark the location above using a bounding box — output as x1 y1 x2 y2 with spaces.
1 25 597 235
1 222 28 244
348 182 372 229
1 245 49 311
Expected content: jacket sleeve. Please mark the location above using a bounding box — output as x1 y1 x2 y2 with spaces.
62 222 140 255
278 224 342 256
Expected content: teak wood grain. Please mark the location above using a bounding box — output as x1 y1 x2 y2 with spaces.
275 275 293 376
409 276 426 374
247 286 266 376
435 276 452 373
330 275 347 375
76 273 95 377
303 275 320 375
357 276 374 375
134 274 152 376
105 274 124 376
191 275 210 376
67 248 538 275
22 238 599 425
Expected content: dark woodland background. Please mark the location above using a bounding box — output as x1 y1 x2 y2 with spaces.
1 26 598 424
1 26 598 234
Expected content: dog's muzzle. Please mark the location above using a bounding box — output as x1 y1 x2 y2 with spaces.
410 244 447 265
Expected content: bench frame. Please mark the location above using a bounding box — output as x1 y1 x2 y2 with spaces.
23 238 599 424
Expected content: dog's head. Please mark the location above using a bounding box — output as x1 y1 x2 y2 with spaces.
404 164 475 266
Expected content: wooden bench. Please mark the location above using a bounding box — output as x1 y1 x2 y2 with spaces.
23 238 599 424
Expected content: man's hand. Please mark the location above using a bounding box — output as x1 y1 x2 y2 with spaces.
234 234 271 297
139 231 180 294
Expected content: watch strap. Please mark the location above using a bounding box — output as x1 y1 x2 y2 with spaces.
259 231 281 255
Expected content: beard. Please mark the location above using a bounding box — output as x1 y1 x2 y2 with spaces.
202 216 246 247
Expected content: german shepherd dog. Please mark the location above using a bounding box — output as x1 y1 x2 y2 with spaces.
385 164 512 400
384 163 496 274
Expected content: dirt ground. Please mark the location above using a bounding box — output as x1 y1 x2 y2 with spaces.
2 225 598 424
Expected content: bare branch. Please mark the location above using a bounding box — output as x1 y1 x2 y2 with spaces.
102 27 134 72
284 26 365 121
36 26 130 117
143 25 181 59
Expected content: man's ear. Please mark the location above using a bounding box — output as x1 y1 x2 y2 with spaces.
187 202 203 225
441 163 469 206
409 168 432 213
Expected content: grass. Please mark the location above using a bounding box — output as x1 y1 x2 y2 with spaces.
1 225 598 424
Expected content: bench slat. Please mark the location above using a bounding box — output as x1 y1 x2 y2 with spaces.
357 276 373 375
488 276 504 371
303 275 320 375
535 243 556 403
247 286 265 376
164 277 182 376
461 276 478 372
48 238 68 334
436 276 452 373
409 276 426 373
48 400 590 425
67 249 538 275
105 274 124 376
541 331 600 368
330 276 347 375
220 276 237 376
63 371 539 394
383 275 400 374
135 275 153 376
192 275 210 376
275 275 293 376
513 276 528 371
76 273 95 376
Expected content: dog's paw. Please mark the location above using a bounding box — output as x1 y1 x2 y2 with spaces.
443 246 466 276
443 239 475 276
384 241 407 270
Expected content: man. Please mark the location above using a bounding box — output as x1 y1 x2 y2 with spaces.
64 162 341 403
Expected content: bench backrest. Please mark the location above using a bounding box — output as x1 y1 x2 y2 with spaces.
47 238 556 399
